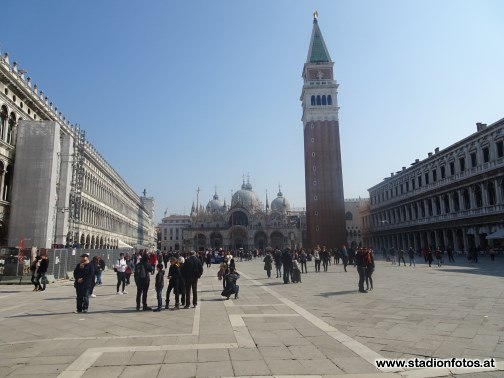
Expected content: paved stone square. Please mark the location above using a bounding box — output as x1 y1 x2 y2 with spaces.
0 256 503 377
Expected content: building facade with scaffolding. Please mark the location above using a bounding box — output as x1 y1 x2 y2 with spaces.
0 51 155 249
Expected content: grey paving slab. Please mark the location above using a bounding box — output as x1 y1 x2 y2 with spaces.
92 351 133 367
119 364 161 377
196 361 234 377
163 349 197 363
158 363 197 378
231 359 271 375
128 350 166 365
82 366 124 378
197 348 230 362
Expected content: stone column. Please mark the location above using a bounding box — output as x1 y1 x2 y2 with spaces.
469 186 476 209
426 231 432 249
462 228 469 252
481 182 489 207
495 179 503 204
442 229 448 249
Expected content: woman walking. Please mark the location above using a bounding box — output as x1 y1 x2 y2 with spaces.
263 252 273 278
365 249 375 291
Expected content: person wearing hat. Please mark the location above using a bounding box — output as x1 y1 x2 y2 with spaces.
73 253 95 313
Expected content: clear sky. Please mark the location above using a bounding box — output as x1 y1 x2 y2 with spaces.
2 1 503 222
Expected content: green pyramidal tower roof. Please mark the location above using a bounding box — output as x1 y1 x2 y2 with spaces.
307 17 331 63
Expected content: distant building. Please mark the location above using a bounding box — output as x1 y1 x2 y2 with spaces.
301 13 346 249
345 198 369 248
158 214 192 252
0 51 155 249
171 179 304 252
361 119 504 252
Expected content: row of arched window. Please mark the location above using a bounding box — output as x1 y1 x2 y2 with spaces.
0 105 20 146
310 95 333 106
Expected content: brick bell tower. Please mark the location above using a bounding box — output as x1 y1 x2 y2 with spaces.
301 12 346 250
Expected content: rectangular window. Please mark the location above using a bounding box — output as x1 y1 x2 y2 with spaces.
424 173 429 185
470 152 477 167
459 157 465 171
450 161 455 175
440 166 446 179
418 176 422 187
406 182 409 191
395 187 398 196
432 169 437 182
482 147 489 163
411 179 415 190
497 141 504 158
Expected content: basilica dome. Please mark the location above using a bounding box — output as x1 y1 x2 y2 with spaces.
271 189 291 213
231 180 260 209
206 192 224 213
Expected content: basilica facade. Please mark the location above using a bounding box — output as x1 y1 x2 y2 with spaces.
174 179 305 252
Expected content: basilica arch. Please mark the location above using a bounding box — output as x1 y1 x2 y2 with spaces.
194 233 207 251
229 227 248 250
270 231 284 250
210 231 223 249
254 231 267 250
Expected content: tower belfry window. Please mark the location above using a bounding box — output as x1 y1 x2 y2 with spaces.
316 95 321 105
327 95 332 105
311 95 315 106
322 95 327 105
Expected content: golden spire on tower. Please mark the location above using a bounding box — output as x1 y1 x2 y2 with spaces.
313 10 318 20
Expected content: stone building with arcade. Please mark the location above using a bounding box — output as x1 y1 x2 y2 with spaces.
0 51 155 250
360 119 504 252
179 179 305 252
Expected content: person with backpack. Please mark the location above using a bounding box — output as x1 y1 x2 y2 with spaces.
299 249 307 273
181 251 203 308
355 248 368 293
281 249 293 284
134 254 152 311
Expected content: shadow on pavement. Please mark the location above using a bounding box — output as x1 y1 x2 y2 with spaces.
8 308 140 318
317 290 357 297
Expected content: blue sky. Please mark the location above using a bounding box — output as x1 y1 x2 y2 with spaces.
2 1 503 221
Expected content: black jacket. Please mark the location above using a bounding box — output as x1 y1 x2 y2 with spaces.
155 270 164 289
38 258 49 273
74 262 94 288
168 264 181 282
181 255 203 282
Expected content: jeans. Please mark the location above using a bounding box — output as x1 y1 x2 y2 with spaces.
156 288 163 309
398 256 406 266
409 257 415 266
283 265 291 283
275 265 282 277
116 272 126 293
76 285 89 312
301 261 307 273
136 281 149 309
185 280 198 307
322 259 328 272
314 260 321 272
166 279 179 306
96 271 103 285
234 284 239 298
357 267 366 291
365 269 373 290
342 257 348 272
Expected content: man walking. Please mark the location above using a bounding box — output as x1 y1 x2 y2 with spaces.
181 251 203 308
38 254 49 291
408 247 416 267
115 252 128 295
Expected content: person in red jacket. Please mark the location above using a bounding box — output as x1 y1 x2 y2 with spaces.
149 252 157 275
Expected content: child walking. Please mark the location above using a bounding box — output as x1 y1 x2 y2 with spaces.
153 263 164 312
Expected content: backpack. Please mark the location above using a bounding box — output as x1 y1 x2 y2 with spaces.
134 263 147 280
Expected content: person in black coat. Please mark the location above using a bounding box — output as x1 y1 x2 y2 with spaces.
153 264 165 312
180 251 203 308
38 254 49 291
73 254 94 313
355 248 368 293
134 254 152 311
281 249 292 284
165 257 181 309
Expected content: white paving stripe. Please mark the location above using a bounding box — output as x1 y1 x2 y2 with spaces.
57 342 239 378
239 272 401 373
